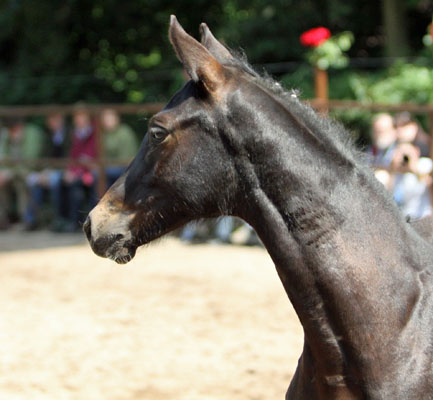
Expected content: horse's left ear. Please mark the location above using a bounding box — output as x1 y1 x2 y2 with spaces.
169 15 225 92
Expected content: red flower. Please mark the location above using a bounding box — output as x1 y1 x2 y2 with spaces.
300 27 331 47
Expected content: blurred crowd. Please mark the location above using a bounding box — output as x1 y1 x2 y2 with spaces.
0 107 431 242
370 112 432 219
0 106 137 232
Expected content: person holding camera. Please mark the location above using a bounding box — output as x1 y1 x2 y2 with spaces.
392 113 432 219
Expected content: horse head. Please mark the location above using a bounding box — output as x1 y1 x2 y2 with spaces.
85 16 257 263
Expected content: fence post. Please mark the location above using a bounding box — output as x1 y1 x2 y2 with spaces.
314 67 328 113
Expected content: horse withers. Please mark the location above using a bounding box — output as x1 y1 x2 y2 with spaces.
84 16 433 399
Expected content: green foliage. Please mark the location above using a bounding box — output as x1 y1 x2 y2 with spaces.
0 0 228 104
306 32 354 70
0 0 432 106
326 62 433 144
342 63 433 104
280 66 315 99
279 59 433 145
422 21 433 59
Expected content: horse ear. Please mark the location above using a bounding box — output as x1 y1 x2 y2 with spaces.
169 15 224 92
199 23 233 63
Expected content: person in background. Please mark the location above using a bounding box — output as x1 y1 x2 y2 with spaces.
392 113 432 219
60 106 97 232
370 113 397 166
26 112 70 230
0 117 45 229
100 108 138 187
369 113 397 191
0 120 10 229
395 112 430 157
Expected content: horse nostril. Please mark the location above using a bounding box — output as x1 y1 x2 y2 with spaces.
83 217 92 241
114 233 124 241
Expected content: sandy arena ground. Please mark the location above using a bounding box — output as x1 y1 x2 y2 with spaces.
0 232 303 400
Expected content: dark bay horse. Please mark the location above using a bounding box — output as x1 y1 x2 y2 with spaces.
84 16 433 399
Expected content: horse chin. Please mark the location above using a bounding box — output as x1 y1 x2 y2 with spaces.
105 216 181 264
108 245 137 265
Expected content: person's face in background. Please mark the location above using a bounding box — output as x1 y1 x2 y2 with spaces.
46 113 64 133
73 111 91 130
372 114 396 150
8 120 24 142
101 109 120 131
396 121 418 144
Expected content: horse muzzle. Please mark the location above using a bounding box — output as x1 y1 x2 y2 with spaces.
83 215 137 264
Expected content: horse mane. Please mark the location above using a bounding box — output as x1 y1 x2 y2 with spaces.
223 50 364 166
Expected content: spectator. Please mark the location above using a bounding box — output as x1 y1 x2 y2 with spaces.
369 113 397 190
59 106 97 232
0 121 10 229
26 112 70 230
393 155 433 219
392 113 432 219
395 112 430 157
370 113 397 167
100 108 138 187
0 117 45 229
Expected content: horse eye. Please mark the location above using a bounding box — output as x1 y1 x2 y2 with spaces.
149 127 168 143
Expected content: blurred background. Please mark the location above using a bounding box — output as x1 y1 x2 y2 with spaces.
1 0 433 128
1 1 433 399
0 0 431 106
1 0 433 233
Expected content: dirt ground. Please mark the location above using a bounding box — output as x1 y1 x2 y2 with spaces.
0 232 303 400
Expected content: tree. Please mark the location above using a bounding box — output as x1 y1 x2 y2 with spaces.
0 0 431 105
381 0 409 57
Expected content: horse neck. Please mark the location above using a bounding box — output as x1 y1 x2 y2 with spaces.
233 101 428 382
